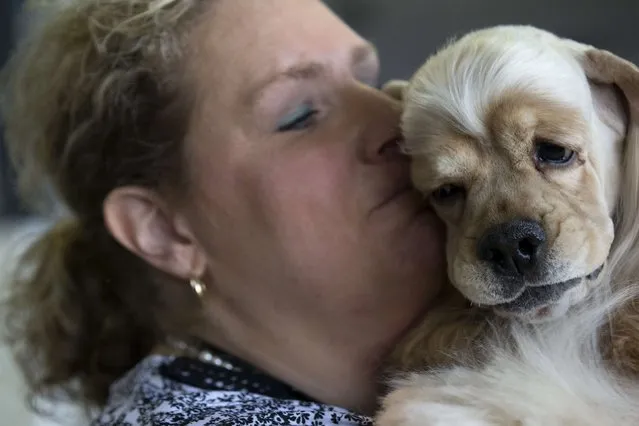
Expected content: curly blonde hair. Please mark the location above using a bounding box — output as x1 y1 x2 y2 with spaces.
1 0 212 412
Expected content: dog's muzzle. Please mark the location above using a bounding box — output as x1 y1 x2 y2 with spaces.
476 218 605 314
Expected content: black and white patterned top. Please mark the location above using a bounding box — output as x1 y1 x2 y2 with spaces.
92 353 373 426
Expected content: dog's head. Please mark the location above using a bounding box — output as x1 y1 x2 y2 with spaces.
386 26 639 322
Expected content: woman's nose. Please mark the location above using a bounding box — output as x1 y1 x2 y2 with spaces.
354 87 406 164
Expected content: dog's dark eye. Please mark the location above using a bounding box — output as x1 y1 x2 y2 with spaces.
535 140 576 165
431 184 465 204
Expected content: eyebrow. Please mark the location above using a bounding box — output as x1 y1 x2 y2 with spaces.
247 42 378 103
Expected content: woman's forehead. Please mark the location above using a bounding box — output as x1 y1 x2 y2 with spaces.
188 0 367 99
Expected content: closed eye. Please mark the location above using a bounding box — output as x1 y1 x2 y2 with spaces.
276 102 318 132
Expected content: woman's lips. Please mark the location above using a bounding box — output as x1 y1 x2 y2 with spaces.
370 185 435 227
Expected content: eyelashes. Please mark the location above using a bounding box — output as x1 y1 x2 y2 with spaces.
276 102 319 132
274 75 381 134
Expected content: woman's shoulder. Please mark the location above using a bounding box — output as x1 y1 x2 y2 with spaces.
92 355 373 426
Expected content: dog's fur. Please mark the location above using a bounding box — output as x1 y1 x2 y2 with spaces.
375 26 639 425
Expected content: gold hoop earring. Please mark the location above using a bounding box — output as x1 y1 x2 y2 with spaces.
189 277 206 298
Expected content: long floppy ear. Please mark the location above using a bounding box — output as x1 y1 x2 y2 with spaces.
576 49 639 376
577 48 639 283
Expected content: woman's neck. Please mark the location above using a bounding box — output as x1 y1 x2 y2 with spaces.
190 305 386 415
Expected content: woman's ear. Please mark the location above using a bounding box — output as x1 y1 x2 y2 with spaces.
382 79 409 102
103 187 207 280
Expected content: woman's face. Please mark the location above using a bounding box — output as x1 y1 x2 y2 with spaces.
181 0 447 403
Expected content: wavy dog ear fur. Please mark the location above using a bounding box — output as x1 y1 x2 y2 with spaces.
568 45 639 375
576 48 639 284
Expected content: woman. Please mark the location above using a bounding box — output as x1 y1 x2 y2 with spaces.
0 0 448 424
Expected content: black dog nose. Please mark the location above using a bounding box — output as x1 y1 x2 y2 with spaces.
478 219 546 278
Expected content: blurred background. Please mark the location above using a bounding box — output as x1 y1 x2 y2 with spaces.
0 0 637 424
